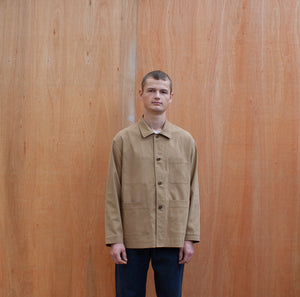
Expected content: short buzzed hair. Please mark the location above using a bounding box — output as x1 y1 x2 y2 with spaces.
141 70 172 94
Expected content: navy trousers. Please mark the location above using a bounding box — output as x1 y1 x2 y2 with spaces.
115 248 184 297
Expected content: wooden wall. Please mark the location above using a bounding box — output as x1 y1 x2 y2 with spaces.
0 1 299 297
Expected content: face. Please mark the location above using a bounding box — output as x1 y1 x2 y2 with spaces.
139 78 173 115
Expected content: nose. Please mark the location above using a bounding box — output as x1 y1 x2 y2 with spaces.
154 90 160 99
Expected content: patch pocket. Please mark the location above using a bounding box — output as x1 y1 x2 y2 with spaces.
122 207 151 236
168 161 189 184
168 200 189 234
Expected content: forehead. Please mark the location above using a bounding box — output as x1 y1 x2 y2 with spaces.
144 78 171 90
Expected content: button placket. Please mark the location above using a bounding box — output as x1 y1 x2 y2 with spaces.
154 133 166 244
154 136 163 189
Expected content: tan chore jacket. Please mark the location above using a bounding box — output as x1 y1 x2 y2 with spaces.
105 117 200 248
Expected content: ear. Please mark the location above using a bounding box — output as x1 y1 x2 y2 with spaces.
139 89 143 99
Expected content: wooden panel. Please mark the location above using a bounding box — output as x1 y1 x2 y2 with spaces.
1 1 300 297
136 1 300 297
0 0 137 297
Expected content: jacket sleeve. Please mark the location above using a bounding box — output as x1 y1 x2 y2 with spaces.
185 142 200 243
105 139 124 246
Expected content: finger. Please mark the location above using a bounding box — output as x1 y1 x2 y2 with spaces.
179 252 192 264
179 252 186 264
114 253 127 264
186 252 193 263
112 250 127 264
121 249 128 263
178 248 184 262
179 256 187 264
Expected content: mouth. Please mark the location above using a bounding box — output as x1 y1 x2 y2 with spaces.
152 102 162 105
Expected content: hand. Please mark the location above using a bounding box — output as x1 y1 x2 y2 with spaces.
110 243 128 264
178 241 194 264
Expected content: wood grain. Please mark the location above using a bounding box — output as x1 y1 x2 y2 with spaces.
0 1 138 297
136 1 300 297
0 1 299 297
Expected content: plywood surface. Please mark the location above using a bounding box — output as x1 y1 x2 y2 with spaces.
136 1 300 296
0 1 137 296
0 1 299 297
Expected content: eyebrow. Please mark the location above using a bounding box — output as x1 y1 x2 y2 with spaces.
146 87 169 92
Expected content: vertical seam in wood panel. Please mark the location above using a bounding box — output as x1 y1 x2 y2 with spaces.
120 0 138 128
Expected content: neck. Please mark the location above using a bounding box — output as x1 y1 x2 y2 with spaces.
143 112 167 131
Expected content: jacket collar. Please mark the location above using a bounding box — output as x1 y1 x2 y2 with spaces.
138 116 172 139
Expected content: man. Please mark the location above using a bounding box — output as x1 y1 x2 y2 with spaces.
105 70 200 297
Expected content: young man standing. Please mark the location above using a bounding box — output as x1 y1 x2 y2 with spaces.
105 70 200 297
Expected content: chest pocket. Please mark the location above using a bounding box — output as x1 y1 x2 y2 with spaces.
168 161 189 184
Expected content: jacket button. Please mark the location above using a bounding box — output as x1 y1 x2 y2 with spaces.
156 157 161 161
155 134 159 138
158 205 163 210
158 181 162 185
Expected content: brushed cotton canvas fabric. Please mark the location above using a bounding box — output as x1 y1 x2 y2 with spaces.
105 117 200 248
